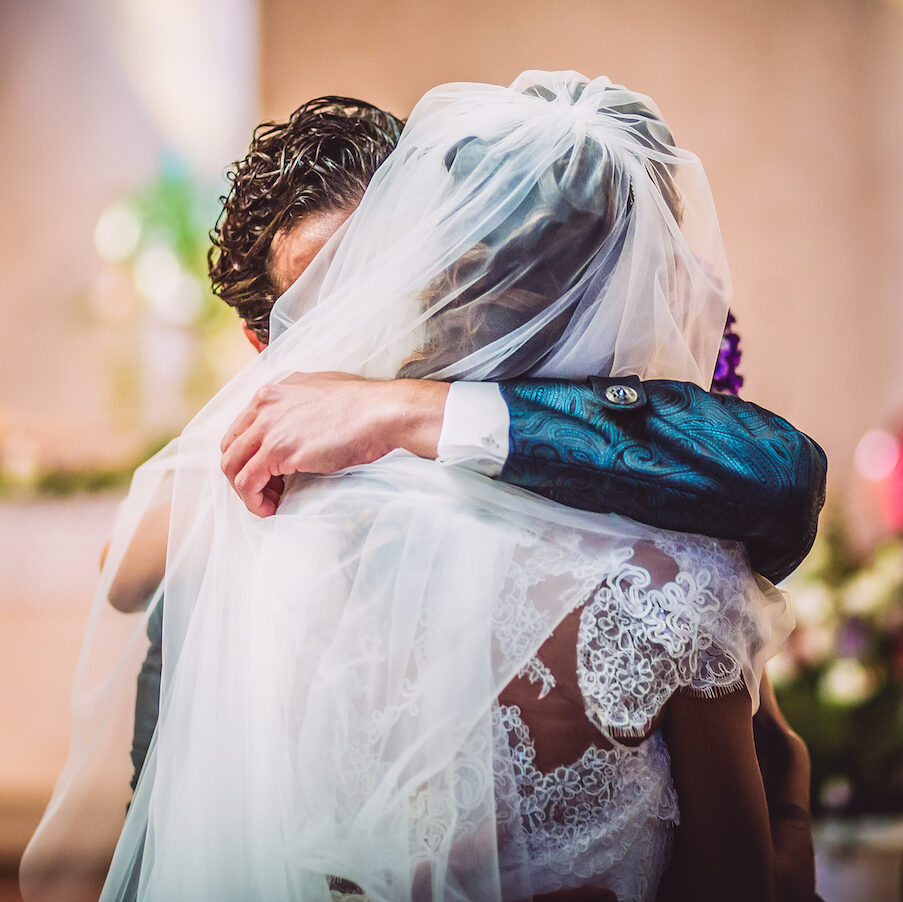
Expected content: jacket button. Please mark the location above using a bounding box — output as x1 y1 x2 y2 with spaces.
604 384 639 405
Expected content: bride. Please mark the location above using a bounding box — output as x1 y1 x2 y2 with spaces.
23 71 805 901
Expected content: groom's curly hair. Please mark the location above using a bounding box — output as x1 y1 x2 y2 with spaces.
208 97 404 344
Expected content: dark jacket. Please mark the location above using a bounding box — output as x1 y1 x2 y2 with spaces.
500 377 827 585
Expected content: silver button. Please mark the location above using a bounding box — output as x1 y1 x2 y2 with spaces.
604 384 639 405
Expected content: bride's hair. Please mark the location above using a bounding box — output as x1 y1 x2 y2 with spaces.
208 97 403 343
399 88 683 379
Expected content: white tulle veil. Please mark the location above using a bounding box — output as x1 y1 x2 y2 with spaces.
21 71 790 901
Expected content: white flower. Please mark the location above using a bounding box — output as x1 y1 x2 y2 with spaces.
873 540 903 584
841 571 891 616
135 243 181 305
818 659 875 707
795 624 836 664
135 245 202 326
793 583 834 627
94 200 141 263
820 775 852 810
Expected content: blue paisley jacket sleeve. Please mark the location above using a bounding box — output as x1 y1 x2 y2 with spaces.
498 378 827 585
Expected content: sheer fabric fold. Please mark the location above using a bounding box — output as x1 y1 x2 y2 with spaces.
22 71 790 901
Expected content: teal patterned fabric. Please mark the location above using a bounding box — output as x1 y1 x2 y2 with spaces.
500 378 827 585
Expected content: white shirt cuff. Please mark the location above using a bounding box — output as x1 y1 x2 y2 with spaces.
436 382 510 477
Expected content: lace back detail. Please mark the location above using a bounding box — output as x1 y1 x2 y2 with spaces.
493 704 678 900
517 655 557 698
574 536 765 740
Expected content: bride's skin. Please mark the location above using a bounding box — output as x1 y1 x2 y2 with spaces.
106 214 815 901
659 680 813 901
504 546 813 902
106 503 170 613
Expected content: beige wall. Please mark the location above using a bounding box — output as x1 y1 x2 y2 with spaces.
0 0 258 469
261 0 903 508
0 1 160 465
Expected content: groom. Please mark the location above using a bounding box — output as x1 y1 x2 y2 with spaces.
128 95 820 896
208 97 820 894
213 96 826 586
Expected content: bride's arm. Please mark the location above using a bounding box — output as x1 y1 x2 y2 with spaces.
659 686 815 902
106 502 170 612
753 674 815 901
659 688 775 901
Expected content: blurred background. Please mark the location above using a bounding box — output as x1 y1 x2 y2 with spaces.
1 0 902 899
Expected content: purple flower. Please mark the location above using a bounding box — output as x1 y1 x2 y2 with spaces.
835 617 870 659
712 312 744 396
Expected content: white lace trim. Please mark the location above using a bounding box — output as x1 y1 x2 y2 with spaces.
575 535 757 739
517 655 557 698
494 704 678 899
491 528 621 669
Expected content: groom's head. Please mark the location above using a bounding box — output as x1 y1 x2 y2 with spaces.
209 97 404 347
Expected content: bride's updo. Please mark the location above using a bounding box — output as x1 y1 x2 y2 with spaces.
399 79 687 379
262 70 730 386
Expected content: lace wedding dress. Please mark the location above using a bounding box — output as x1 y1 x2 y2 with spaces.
321 523 784 902
493 534 772 901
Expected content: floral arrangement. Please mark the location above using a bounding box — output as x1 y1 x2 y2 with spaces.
772 521 903 816
91 153 233 339
0 158 243 497
712 312 744 396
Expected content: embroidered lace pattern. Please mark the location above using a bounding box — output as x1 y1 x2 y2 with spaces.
493 704 678 900
497 531 641 703
330 530 769 902
490 533 768 900
577 534 758 740
517 656 557 698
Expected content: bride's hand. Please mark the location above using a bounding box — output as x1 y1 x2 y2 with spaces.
220 372 449 516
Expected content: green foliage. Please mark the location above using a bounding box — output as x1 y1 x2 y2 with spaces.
0 158 242 501
128 155 234 336
0 437 173 500
774 518 903 816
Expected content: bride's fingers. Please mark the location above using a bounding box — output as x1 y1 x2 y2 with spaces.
221 404 258 454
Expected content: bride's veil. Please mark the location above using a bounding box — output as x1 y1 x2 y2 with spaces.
21 71 788 901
